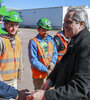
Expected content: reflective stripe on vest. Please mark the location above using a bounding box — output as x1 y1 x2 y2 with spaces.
58 53 65 56
0 68 18 75
0 35 21 81
38 54 53 59
31 37 53 79
56 32 68 63
0 58 20 63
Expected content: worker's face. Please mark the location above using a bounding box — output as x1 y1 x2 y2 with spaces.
63 11 82 38
38 27 49 39
4 21 19 37
0 15 4 24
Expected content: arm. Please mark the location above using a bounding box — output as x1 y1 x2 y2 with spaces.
47 62 59 86
18 45 24 83
41 79 53 90
0 81 29 100
28 40 48 72
0 37 5 81
42 63 59 90
0 37 5 56
0 81 18 99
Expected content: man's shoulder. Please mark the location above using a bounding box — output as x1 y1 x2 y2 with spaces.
29 37 37 46
82 31 90 46
47 35 53 41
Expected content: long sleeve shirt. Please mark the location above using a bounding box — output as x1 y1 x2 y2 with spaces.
28 34 57 72
0 81 18 99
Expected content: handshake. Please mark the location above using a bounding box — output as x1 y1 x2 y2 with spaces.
16 89 45 100
16 89 31 100
16 79 52 100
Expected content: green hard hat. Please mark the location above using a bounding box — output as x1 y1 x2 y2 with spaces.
0 24 8 34
4 10 22 22
0 0 9 16
37 18 52 30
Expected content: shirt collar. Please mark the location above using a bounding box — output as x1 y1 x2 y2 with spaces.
36 34 48 42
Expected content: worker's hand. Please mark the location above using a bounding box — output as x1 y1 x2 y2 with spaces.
16 89 29 100
41 79 53 90
48 62 55 71
26 90 45 100
47 69 52 76
17 68 24 83
18 79 22 83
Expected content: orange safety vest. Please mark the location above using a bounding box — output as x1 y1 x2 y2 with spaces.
0 35 21 81
31 37 53 79
56 32 68 63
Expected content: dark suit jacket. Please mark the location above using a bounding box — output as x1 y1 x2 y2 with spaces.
45 28 90 100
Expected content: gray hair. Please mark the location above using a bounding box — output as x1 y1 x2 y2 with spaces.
67 6 89 29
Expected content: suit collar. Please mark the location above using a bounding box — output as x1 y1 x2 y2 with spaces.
71 28 89 44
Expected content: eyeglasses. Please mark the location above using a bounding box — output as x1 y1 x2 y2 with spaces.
0 16 4 21
6 22 19 27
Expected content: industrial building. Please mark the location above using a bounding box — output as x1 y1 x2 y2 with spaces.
15 6 90 30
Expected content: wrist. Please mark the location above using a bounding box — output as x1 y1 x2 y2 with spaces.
16 95 19 100
16 90 19 100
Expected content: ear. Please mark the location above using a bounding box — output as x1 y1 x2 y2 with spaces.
80 21 85 28
37 28 39 31
37 27 41 31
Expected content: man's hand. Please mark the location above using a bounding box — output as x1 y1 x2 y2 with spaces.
17 68 24 83
16 89 29 100
17 79 22 83
41 79 52 90
26 90 45 100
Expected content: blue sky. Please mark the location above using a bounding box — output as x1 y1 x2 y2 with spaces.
4 0 90 9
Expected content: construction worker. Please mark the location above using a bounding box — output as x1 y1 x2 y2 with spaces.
0 0 18 99
0 1 29 100
0 10 24 97
28 18 57 90
53 30 70 63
